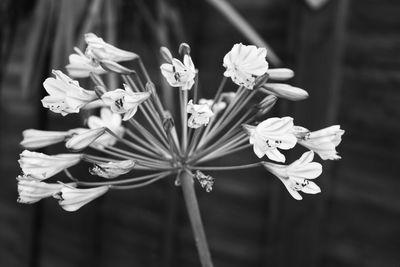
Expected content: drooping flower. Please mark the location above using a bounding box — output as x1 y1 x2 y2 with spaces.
17 175 74 204
20 129 71 149
19 150 82 180
65 127 107 151
198 98 227 113
41 70 98 115
263 151 322 200
187 100 214 128
84 33 138 62
243 117 297 162
195 170 215 192
87 108 125 148
160 55 196 90
294 125 345 160
101 84 150 121
223 43 269 89
89 160 136 179
55 185 109 212
66 47 106 78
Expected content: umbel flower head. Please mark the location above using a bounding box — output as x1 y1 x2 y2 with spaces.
16 33 344 214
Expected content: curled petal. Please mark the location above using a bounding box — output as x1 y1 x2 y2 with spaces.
56 185 109 212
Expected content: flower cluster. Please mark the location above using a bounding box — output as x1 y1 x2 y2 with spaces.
17 33 344 212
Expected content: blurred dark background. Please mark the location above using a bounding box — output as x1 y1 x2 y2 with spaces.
1 0 399 266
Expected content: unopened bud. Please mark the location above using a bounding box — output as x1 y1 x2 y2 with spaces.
99 60 135 74
160 46 173 63
162 111 175 132
267 68 294 81
262 83 309 101
66 127 106 151
179 43 191 56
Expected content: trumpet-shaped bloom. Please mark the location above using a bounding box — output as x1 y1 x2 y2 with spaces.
20 129 71 149
17 175 74 204
296 125 345 160
87 108 125 148
101 85 150 121
55 185 109 212
244 117 297 162
160 55 196 90
89 160 136 179
85 33 138 62
263 151 322 200
66 48 106 78
223 43 269 89
198 98 227 113
65 127 107 151
187 100 214 128
19 150 81 180
41 70 97 115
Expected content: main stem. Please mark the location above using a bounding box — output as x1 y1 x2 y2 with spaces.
180 170 214 267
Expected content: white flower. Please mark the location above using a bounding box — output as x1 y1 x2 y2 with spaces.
20 129 71 149
89 160 136 179
101 85 150 121
19 150 81 180
87 108 125 148
223 43 269 89
85 33 138 62
65 127 107 151
66 47 106 78
187 100 214 128
17 175 74 204
198 98 227 113
295 125 345 160
160 55 196 90
41 70 97 115
55 185 109 212
244 117 297 162
263 151 322 200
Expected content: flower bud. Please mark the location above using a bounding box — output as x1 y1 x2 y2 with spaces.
66 127 107 151
262 83 309 101
267 68 294 81
162 111 175 132
99 59 135 74
160 46 173 63
179 43 191 56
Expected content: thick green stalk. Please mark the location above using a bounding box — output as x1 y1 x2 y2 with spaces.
180 170 214 267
